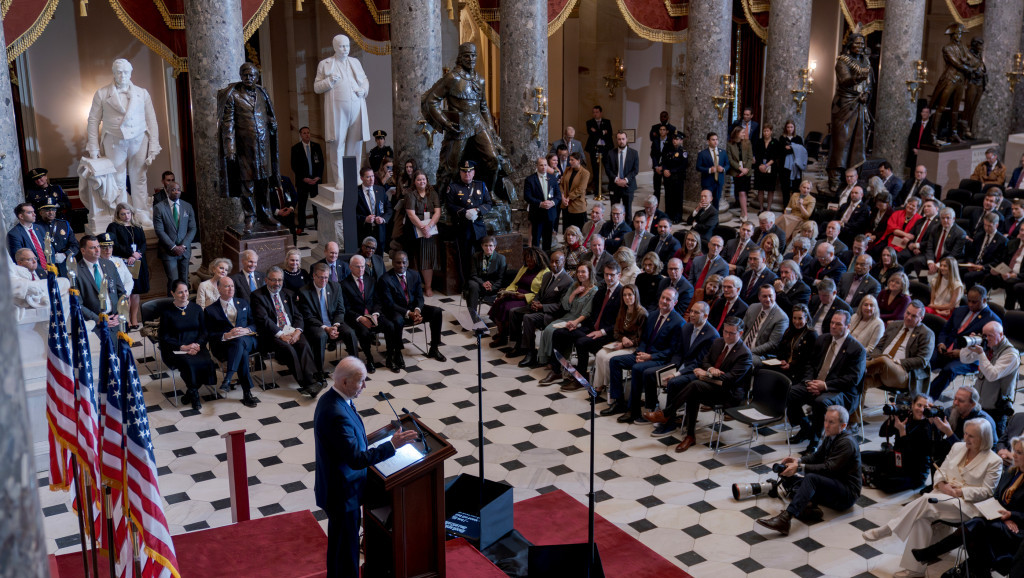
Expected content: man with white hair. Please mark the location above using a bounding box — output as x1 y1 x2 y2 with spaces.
752 211 786 248
804 242 847 288
961 321 1020 437
641 195 669 234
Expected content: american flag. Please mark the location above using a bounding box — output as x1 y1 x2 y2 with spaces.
45 269 76 490
98 325 132 577
122 337 180 578
68 291 101 484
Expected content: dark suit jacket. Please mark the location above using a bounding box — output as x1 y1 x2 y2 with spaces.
378 269 426 318
204 297 258 343
669 322 719 372
804 257 847 288
897 178 938 206
655 276 695 315
585 118 613 153
524 172 562 224
152 198 197 258
581 250 615 283
76 258 126 322
777 280 812 314
808 296 853 335
6 222 49 262
650 235 681 265
906 216 940 248
340 275 384 328
1008 166 1024 190
696 147 729 193
837 200 872 238
687 206 719 243
698 338 754 398
937 305 1001 348
469 252 507 288
584 283 623 334
298 282 347 328
314 387 396 512
739 267 778 304
923 224 968 262
311 259 351 284
803 333 867 398
964 231 1007 269
250 286 306 346
801 429 862 497
638 309 684 362
709 298 749 332
838 272 881 309
752 224 786 252
291 140 324 195
355 184 393 245
231 270 266 304
688 255 729 287
599 221 632 253
723 238 755 270
604 147 639 196
906 119 934 165
649 122 677 144
534 270 574 312
650 135 671 165
621 231 654 258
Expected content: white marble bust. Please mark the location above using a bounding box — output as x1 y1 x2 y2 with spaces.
313 35 370 187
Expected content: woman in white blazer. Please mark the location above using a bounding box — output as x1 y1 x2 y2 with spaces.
862 418 1002 577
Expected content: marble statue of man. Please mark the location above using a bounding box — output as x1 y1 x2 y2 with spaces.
313 34 370 188
86 58 161 227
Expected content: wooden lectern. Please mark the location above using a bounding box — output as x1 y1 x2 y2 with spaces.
363 415 456 578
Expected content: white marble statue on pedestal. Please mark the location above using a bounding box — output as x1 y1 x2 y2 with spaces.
86 58 161 228
313 35 370 188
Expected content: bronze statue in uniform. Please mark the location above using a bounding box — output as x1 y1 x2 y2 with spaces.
827 28 873 192
928 24 974 142
961 37 987 140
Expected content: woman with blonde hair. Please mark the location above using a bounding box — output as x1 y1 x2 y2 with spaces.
759 233 782 273
591 285 647 394
614 247 640 286
672 229 703 279
776 179 816 240
107 202 149 329
635 251 664 309
878 272 912 322
926 256 963 319
849 295 884 353
562 225 587 269
196 257 233 308
694 273 723 306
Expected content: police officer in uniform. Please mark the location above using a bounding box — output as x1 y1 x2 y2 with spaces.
367 130 393 173
660 131 688 223
25 168 72 220
445 160 493 280
36 196 78 277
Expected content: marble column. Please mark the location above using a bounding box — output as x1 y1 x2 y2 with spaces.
391 0 443 183
0 22 24 232
976 1 1024 153
873 0 925 172
0 239 48 576
762 0 812 138
682 0 732 211
185 0 245 266
1014 22 1024 134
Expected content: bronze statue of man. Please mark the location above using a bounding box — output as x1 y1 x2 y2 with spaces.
961 37 987 140
218 62 284 230
827 29 873 191
928 24 974 142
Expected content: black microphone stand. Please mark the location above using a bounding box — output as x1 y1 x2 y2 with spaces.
928 495 968 576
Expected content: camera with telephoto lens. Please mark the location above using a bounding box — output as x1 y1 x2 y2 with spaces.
732 478 780 501
772 462 787 474
956 335 983 349
882 393 942 420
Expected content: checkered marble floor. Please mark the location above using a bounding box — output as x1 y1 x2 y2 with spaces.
35 177 1018 577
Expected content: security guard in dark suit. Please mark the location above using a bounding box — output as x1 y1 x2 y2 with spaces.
25 168 72 220
36 196 78 277
367 129 393 173
445 160 493 280
660 131 688 222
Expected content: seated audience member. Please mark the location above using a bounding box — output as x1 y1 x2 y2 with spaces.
312 241 351 284
863 418 1001 577
694 273 723 307
837 234 867 269
547 262 623 383
14 248 45 280
709 275 748 333
512 251 573 366
837 187 871 245
897 164 935 207
98 233 134 299
997 414 1024 466
752 211 786 251
621 211 653 257
672 229 703 279
650 218 681 265
784 236 816 280
378 251 447 369
358 237 386 282
931 384 998 467
643 316 753 453
872 246 905 289
961 321 1020 437
784 220 818 259
898 198 941 261
599 203 631 253
489 247 549 346
829 168 862 221
160 280 218 411
757 406 862 535
1007 198 1024 236
807 278 852 335
774 304 818 383
773 259 811 313
1010 153 1024 189
231 250 265 303
909 435 1024 577
986 224 1024 309
777 179 816 240
7 202 49 267
961 212 1007 287
928 285 1001 400
862 193 894 252
251 266 323 395
655 258 694 315
688 235 728 289
971 147 1006 186
687 189 718 243
605 288 682 417
925 256 963 319
878 271 912 322
562 226 588 270
464 236 507 323
739 248 778 304
614 247 640 287
197 257 232 308
861 394 937 494
915 207 968 279
804 242 847 289
204 276 260 408
838 254 880 310
641 195 669 234
760 233 782 273
537 263 598 382
848 295 885 357
340 255 397 373
581 203 605 247
282 249 310 293
878 160 903 200
298 263 359 378
742 284 788 366
635 251 665 309
872 196 921 258
817 220 849 256
76 235 127 329
588 284 650 396
723 220 756 275
581 234 615 285
788 310 866 454
863 300 934 398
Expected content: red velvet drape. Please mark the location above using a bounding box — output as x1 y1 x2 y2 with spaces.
732 19 766 128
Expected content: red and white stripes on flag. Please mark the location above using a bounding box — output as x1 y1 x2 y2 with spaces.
45 269 77 490
98 324 132 577
69 290 101 485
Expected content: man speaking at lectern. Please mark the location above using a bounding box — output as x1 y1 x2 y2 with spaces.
314 357 418 577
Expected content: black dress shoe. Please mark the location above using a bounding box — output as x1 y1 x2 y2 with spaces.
191 396 202 412
490 334 508 347
518 353 537 368
396 355 407 369
505 348 525 359
427 346 447 362
789 428 811 444
616 413 635 424
599 402 627 417
366 360 377 374
800 443 818 456
241 395 258 408
756 511 792 536
386 356 401 373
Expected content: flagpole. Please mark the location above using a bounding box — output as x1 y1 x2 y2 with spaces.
104 486 116 578
84 473 101 578
70 456 92 578
129 520 143 577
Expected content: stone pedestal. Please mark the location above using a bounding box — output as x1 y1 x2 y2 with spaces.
762 0 812 137
439 232 522 295
918 140 992 195
873 0 925 171
682 0 732 212
222 225 293 274
140 229 170 300
1006 133 1024 178
310 157 358 257
390 0 442 180
185 0 245 269
976 1 1024 153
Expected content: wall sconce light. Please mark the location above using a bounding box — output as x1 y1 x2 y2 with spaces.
416 120 440 149
906 60 929 102
1008 53 1024 93
791 68 814 114
524 87 549 141
711 74 735 120
80 0 88 16
603 57 625 98
296 0 304 11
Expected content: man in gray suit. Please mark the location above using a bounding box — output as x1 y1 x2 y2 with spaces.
580 235 615 286
152 182 197 294
961 320 1020 437
621 212 654 258
549 126 586 166
742 284 789 365
838 254 881 309
76 235 127 332
864 300 935 397
511 251 574 366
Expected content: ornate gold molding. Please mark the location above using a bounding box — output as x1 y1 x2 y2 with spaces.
362 0 390 24
243 0 276 40
664 0 687 18
2 0 13 19
741 0 767 42
107 0 188 74
153 0 184 30
945 0 984 29
319 0 391 54
839 0 884 36
463 0 499 47
548 0 580 37
865 0 885 9
619 0 686 43
7 0 61 64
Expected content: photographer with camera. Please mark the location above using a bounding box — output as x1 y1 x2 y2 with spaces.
862 394 939 493
927 285 1001 400
960 321 1020 438
756 406 862 536
931 384 997 468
